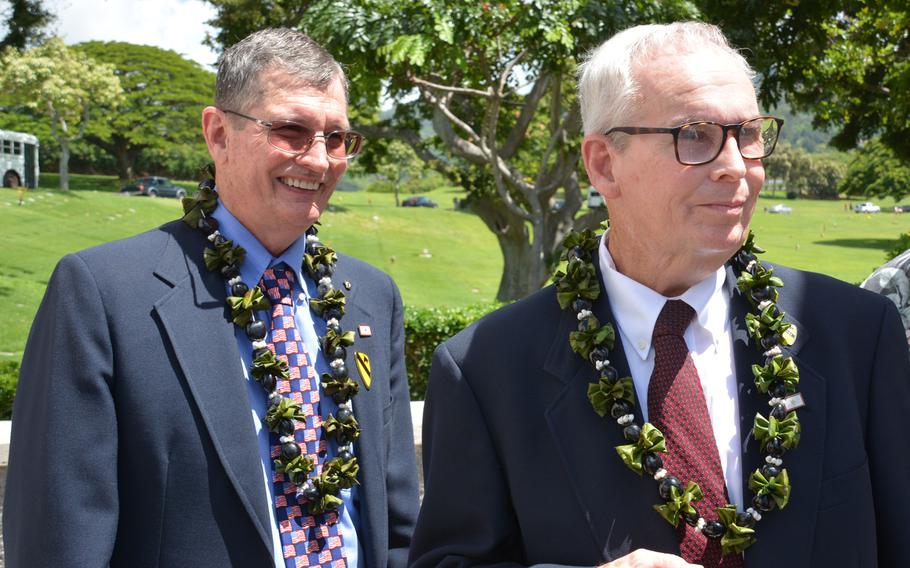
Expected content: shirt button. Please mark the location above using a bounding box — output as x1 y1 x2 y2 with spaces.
298 292 306 301
637 340 647 350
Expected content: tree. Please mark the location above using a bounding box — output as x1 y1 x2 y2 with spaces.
205 0 697 301
0 38 121 189
701 2 910 162
371 139 425 207
840 140 910 202
0 0 53 50
75 42 216 180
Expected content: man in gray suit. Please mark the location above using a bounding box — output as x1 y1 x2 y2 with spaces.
4 28 418 567
411 22 910 568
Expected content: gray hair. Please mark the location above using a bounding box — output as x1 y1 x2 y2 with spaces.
215 28 347 112
578 22 755 139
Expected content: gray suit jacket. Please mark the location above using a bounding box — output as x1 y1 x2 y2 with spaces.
4 220 419 567
410 262 910 567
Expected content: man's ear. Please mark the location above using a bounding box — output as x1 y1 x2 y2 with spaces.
201 106 229 164
582 133 620 199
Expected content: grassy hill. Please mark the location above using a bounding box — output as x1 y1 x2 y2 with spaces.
0 174 907 360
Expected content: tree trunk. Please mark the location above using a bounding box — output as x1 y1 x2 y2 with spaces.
469 196 548 301
114 145 133 180
59 141 70 190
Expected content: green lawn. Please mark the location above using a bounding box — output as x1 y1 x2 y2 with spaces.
0 175 907 361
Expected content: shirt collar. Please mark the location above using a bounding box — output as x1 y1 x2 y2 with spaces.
210 199 310 292
597 231 728 361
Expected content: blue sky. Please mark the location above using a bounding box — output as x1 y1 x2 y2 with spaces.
10 0 221 68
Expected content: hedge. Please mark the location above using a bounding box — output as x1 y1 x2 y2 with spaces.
404 303 501 400
0 304 500 419
1 360 18 419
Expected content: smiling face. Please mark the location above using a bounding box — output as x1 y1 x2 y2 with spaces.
202 68 349 254
584 46 765 293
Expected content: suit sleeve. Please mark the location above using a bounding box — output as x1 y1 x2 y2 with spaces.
408 343 591 568
867 300 910 565
385 276 421 568
3 253 119 567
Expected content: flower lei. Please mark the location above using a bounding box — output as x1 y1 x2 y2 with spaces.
182 179 361 515
554 228 801 556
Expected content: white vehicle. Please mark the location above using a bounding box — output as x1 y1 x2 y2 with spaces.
766 203 793 214
852 202 881 213
587 187 605 209
0 129 40 188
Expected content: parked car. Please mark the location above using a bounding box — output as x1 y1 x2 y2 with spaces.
587 187 605 209
766 203 793 214
120 176 187 199
402 196 437 208
852 201 881 213
893 204 910 213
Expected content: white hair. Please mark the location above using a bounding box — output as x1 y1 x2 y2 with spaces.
578 22 756 138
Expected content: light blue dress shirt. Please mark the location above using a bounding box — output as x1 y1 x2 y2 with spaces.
212 205 362 568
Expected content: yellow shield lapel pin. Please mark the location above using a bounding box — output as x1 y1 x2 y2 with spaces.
355 351 372 390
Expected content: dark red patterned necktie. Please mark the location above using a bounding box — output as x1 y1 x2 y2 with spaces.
647 300 743 567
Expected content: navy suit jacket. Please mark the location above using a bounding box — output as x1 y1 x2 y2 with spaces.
410 262 910 567
4 220 419 567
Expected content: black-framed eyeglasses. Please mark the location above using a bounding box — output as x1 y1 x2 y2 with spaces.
221 109 364 160
604 116 784 166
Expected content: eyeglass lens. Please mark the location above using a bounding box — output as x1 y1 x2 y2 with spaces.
267 121 362 158
677 118 779 164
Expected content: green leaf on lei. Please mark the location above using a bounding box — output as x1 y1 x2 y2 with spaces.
568 315 615 360
749 467 791 509
740 231 765 255
323 413 361 444
181 184 218 228
321 328 356 355
251 348 289 381
203 238 246 273
753 412 801 450
274 454 314 486
264 397 306 432
744 304 793 346
736 263 782 306
615 422 666 475
320 456 360 491
752 355 799 394
587 376 635 418
716 504 757 554
310 288 347 318
560 228 600 260
321 373 360 402
226 286 270 327
654 480 703 526
554 258 600 309
304 245 339 279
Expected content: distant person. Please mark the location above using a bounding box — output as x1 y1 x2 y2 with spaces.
862 248 910 350
4 28 418 567
410 22 910 568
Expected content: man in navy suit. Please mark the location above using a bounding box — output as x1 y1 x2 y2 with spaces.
410 22 910 568
4 28 418 567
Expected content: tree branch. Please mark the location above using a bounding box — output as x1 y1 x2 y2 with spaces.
500 72 551 159
410 76 492 98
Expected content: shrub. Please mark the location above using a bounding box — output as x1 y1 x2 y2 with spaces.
0 360 19 420
404 303 501 400
886 231 910 262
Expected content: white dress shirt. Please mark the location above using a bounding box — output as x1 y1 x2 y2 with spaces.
598 233 743 510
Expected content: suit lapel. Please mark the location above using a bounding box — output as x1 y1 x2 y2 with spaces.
543 261 678 561
151 224 274 556
335 263 385 568
727 265 826 567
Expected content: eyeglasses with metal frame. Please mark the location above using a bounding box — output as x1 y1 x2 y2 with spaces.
603 116 784 166
221 109 364 160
